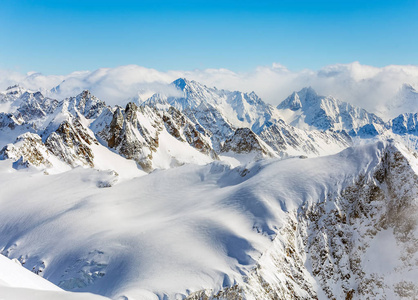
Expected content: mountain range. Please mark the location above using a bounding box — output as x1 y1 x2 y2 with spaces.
0 78 417 300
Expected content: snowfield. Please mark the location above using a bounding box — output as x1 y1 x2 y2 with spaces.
0 254 109 300
0 141 416 299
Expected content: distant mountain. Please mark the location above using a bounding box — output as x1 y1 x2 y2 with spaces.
0 84 27 102
277 87 386 136
390 113 418 135
144 79 352 157
385 84 418 119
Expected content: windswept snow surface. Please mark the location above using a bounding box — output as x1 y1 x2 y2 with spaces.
0 141 411 299
0 254 110 300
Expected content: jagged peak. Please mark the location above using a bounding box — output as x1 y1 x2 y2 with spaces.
279 87 342 110
222 127 276 158
70 90 106 106
3 84 27 96
6 84 23 91
171 77 208 92
296 86 319 100
248 91 257 97
172 78 190 90
76 89 94 99
125 101 138 112
20 90 44 98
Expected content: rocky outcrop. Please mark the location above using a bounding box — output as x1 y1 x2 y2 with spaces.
0 113 25 130
221 128 276 158
162 107 218 160
98 102 218 171
182 102 235 152
45 119 97 167
97 103 162 172
66 90 108 119
16 91 58 122
164 78 281 151
0 84 26 103
259 121 352 157
297 144 418 300
0 133 53 169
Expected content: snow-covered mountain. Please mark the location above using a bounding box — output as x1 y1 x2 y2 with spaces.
0 79 417 300
144 79 353 158
277 87 387 136
383 84 418 119
275 86 418 149
0 87 219 173
391 113 418 135
142 78 286 151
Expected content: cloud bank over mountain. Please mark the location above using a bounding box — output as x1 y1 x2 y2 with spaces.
1 62 418 117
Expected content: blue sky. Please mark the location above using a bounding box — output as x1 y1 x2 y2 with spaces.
1 0 417 75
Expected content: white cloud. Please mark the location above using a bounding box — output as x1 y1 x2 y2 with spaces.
1 62 418 118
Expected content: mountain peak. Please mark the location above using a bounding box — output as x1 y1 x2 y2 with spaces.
399 83 417 95
6 84 22 91
4 84 27 96
77 90 93 99
277 87 384 132
297 86 319 100
172 78 190 90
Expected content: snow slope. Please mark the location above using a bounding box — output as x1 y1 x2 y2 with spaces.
0 254 110 300
0 140 416 299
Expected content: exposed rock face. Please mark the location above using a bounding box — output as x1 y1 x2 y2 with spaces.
1 116 99 169
97 103 162 171
45 119 97 167
66 90 108 119
16 91 58 122
244 213 318 300
1 80 417 176
298 144 418 300
0 81 404 172
221 128 276 158
0 113 25 130
162 78 283 151
259 120 352 157
182 102 236 152
0 85 221 172
162 107 218 160
98 102 218 171
0 133 53 168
